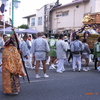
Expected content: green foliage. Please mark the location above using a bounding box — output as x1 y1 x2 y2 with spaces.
18 24 29 29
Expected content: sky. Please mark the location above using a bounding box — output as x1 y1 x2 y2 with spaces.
13 0 73 27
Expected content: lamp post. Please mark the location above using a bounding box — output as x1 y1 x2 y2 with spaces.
1 0 20 28
12 0 20 28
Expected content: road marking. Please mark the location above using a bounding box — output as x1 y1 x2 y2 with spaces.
0 78 71 85
20 78 71 84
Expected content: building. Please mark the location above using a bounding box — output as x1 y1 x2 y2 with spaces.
23 14 36 30
23 0 100 34
23 2 56 33
0 1 11 29
50 0 100 33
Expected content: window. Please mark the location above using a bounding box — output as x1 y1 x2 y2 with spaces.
31 18 35 26
38 17 42 25
56 12 69 17
56 14 62 17
62 12 69 16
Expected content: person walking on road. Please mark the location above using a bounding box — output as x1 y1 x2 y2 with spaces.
82 39 91 71
71 35 84 72
56 34 68 73
31 32 50 78
20 35 33 69
48 35 57 69
93 37 100 71
0 33 4 72
2 37 26 95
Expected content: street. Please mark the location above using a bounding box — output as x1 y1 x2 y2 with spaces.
0 61 100 100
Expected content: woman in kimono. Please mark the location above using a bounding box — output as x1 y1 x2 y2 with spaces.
2 37 26 95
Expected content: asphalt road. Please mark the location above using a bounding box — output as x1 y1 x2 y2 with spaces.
0 61 100 100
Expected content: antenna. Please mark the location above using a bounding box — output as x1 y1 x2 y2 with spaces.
55 0 59 6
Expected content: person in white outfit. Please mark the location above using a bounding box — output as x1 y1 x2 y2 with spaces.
82 39 91 71
20 35 33 69
0 33 4 72
56 34 68 73
71 35 84 72
31 32 50 78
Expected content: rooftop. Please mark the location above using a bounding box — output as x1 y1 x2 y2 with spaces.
52 0 90 10
23 14 36 18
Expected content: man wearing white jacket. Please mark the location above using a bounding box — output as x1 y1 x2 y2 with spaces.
0 33 4 72
20 35 33 69
56 34 68 73
71 35 84 72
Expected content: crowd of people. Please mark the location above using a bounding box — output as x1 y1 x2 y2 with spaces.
0 28 100 95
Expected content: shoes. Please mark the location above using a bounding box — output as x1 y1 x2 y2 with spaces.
39 67 43 69
49 66 54 69
35 74 41 79
49 64 56 69
78 70 81 72
44 74 49 78
62 69 65 72
32 66 35 69
31 67 35 70
82 68 88 72
86 67 91 71
97 67 100 72
56 70 63 73
54 64 58 67
19 75 22 78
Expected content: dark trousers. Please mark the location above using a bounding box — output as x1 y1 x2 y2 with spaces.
94 57 98 70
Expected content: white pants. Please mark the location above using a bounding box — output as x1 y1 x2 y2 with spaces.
24 54 33 69
72 56 81 70
64 57 69 65
56 59 65 72
89 54 93 62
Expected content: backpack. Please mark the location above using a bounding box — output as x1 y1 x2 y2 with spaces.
96 42 100 52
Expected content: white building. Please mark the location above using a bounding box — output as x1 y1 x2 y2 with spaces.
50 0 100 33
23 0 100 34
23 14 36 30
23 2 56 32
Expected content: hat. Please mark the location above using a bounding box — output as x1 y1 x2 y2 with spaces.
42 35 46 38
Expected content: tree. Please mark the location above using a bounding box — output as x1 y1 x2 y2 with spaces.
18 24 29 29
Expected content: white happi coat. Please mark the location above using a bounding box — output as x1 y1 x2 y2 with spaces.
0 38 4 65
31 37 50 60
20 40 33 69
56 40 68 59
20 40 30 60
